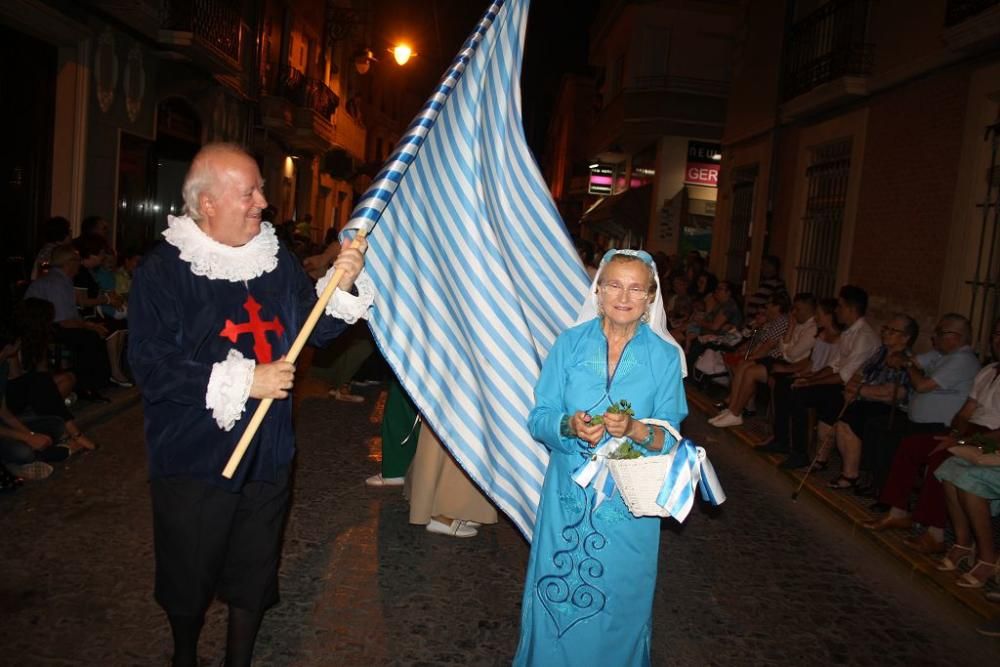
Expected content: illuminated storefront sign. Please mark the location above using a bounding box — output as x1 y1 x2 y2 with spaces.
684 141 722 187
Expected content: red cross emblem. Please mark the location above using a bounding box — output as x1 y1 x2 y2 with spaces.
219 294 285 363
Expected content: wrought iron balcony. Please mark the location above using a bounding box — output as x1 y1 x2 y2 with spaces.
160 0 242 71
946 0 1000 26
781 0 873 101
260 64 340 119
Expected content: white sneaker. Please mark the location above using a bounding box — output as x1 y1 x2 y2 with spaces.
11 461 53 481
365 473 404 487
713 411 744 427
426 518 478 538
708 409 732 425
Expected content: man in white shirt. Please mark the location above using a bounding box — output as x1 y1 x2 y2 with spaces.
780 285 880 469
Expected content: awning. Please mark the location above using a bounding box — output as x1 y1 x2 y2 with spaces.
580 184 652 239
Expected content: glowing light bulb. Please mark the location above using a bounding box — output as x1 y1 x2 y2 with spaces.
391 44 413 66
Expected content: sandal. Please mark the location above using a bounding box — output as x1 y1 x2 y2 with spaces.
957 558 1000 589
828 474 859 490
937 544 975 572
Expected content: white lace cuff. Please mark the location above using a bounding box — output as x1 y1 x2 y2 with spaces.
205 349 256 431
316 269 374 324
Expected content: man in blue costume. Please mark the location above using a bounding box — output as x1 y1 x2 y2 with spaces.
514 250 688 666
128 143 373 667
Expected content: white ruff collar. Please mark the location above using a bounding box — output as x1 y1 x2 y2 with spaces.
162 215 279 282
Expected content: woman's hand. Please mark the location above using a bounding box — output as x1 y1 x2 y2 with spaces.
250 356 296 400
333 236 368 291
602 409 633 439
570 411 605 446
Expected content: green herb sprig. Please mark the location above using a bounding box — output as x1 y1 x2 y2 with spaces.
588 399 634 426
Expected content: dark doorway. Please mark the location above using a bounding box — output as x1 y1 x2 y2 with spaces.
0 23 55 317
116 98 201 254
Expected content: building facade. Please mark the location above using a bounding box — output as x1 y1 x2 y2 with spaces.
572 0 738 255
713 0 1000 355
0 0 378 296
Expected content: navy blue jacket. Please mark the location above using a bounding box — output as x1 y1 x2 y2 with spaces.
128 242 348 490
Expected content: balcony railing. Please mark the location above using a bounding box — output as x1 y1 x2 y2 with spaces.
261 63 340 119
946 0 1000 26
781 0 873 101
161 0 242 65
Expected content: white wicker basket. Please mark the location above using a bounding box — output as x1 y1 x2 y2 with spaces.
607 419 683 518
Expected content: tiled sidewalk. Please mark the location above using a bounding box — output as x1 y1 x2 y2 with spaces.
685 380 1000 620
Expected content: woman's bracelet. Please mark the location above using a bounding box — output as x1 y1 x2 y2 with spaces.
630 423 656 451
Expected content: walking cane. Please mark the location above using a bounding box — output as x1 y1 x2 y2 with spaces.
222 231 368 479
791 382 863 502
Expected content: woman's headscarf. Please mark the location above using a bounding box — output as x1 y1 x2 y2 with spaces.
575 249 688 377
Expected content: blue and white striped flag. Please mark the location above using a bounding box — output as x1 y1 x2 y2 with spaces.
342 0 589 540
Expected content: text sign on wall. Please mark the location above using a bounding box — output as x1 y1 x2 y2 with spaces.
685 141 722 187
588 164 614 195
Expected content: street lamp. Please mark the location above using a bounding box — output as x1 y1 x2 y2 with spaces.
388 43 416 66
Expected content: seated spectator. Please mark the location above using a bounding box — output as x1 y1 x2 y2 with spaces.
744 255 787 320
686 280 743 368
31 216 71 280
865 318 1000 554
777 285 879 469
73 234 124 320
759 297 838 452
78 214 111 240
934 436 1000 588
823 314 917 489
710 291 793 428
665 271 690 314
857 314 981 500
690 267 717 303
4 299 96 452
114 249 142 301
24 244 115 397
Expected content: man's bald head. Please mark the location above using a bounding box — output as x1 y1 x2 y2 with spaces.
182 143 257 222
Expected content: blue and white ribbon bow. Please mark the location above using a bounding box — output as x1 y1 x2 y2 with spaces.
655 438 726 522
571 436 623 510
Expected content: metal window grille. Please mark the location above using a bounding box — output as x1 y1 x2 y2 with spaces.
966 120 1000 360
781 0 874 101
796 139 852 299
725 166 758 289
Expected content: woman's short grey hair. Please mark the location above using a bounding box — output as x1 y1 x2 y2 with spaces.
181 142 251 221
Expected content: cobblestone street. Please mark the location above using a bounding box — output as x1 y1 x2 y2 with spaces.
2 388 999 666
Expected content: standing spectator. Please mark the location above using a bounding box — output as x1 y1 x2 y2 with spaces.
779 285 879 469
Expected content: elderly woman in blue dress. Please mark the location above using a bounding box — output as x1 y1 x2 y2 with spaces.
513 250 688 667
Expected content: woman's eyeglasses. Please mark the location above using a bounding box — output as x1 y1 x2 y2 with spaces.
599 282 650 301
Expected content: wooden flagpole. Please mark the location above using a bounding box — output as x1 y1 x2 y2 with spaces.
222 231 368 478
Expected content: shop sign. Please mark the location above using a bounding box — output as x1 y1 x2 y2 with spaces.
685 141 722 187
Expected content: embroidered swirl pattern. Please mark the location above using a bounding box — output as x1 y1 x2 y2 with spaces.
536 484 607 636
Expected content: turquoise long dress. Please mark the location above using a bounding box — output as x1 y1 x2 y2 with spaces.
513 318 688 666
